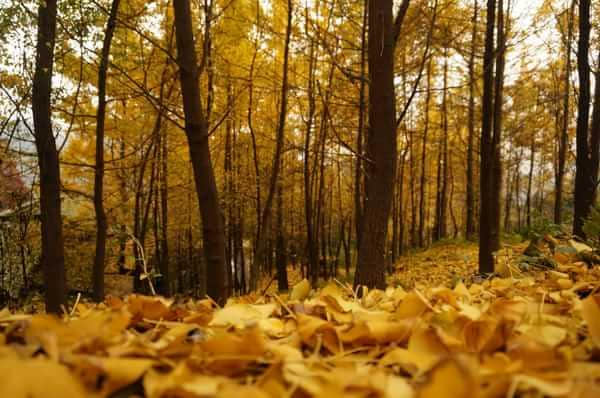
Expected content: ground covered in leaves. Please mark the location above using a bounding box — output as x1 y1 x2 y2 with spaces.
2 240 600 397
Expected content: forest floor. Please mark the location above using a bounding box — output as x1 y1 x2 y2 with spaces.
2 238 600 397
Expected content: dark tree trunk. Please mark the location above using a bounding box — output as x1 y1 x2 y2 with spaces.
251 0 292 291
503 151 513 231
303 27 318 285
275 183 288 291
466 0 478 240
587 49 600 218
354 0 398 289
117 137 127 275
434 54 449 242
573 0 592 238
478 0 496 274
490 0 506 251
526 137 535 228
355 0 368 251
159 114 170 295
554 0 574 225
173 0 227 303
32 0 66 314
247 0 262 264
419 59 433 248
92 0 120 303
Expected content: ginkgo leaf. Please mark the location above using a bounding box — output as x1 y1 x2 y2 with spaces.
290 278 311 301
0 358 87 398
581 295 600 348
417 357 478 398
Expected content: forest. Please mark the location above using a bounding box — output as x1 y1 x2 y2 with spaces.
2 0 600 396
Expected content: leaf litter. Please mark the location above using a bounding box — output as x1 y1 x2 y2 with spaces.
2 241 600 397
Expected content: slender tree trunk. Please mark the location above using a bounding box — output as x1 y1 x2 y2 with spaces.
587 49 600 215
503 152 513 231
355 0 397 289
526 137 535 228
515 148 523 230
555 0 574 225
117 137 127 275
466 0 478 239
275 183 288 290
419 59 433 247
159 114 170 295
248 0 262 255
573 0 592 237
434 54 449 242
173 0 227 303
490 0 506 251
304 24 318 285
478 0 496 274
32 0 66 313
355 0 368 251
251 0 292 291
92 0 120 302
224 82 234 298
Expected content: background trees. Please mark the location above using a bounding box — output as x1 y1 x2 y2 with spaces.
0 0 598 307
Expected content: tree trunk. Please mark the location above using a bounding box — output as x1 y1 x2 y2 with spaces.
419 59 433 247
434 54 449 242
275 183 288 291
32 0 66 314
173 0 227 303
573 0 592 238
354 0 397 290
554 0 574 225
303 24 318 285
526 137 535 228
490 0 506 251
355 0 368 251
248 0 262 260
159 111 170 295
92 0 120 302
478 0 496 274
587 49 600 219
466 0 478 240
250 0 292 291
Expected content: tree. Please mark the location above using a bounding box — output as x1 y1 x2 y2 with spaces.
173 0 227 303
554 0 574 225
466 0 478 240
354 0 409 289
31 0 67 314
490 0 507 251
93 0 121 303
478 0 497 274
250 0 293 291
573 0 600 238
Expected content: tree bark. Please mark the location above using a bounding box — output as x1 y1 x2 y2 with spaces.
490 0 506 251
554 0 574 225
92 0 120 303
419 59 433 248
275 183 288 290
478 0 496 274
434 53 449 242
354 0 398 290
573 0 592 238
355 0 368 254
466 0 478 240
32 0 66 314
303 21 318 285
173 0 227 303
526 136 535 228
250 0 292 291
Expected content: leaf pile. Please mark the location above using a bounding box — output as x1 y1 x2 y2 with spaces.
2 245 600 397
